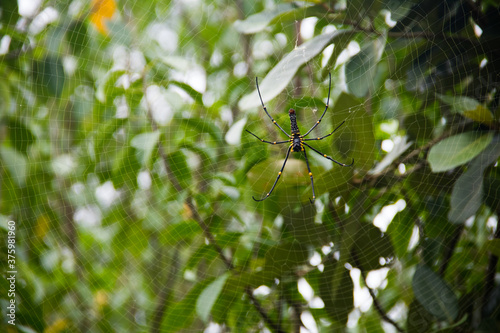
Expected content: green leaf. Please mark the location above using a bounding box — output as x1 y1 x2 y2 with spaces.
484 239 500 257
387 209 414 258
412 264 458 322
331 92 375 172
94 117 129 156
196 273 230 322
422 238 441 266
427 131 494 173
352 223 394 270
32 56 65 97
384 0 414 21
185 245 219 271
130 131 161 169
306 165 351 200
238 29 353 111
346 0 383 21
179 118 223 144
404 113 433 141
436 94 494 125
407 300 433 333
5 117 36 154
161 220 202 246
269 5 330 27
463 105 494 125
0 0 19 27
161 278 213 332
168 150 191 189
448 136 500 223
66 21 89 56
248 158 308 199
96 70 127 103
233 4 295 34
319 260 354 325
264 241 310 277
346 36 386 98
484 174 500 212
0 146 27 186
169 80 203 105
111 146 141 188
0 80 11 114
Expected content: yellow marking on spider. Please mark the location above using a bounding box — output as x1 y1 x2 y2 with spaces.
323 154 327 157
278 172 282 175
273 120 276 123
309 172 312 176
273 142 276 144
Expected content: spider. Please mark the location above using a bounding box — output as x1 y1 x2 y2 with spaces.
246 73 353 203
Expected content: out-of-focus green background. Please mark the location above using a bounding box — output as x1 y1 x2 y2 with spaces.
1 0 500 332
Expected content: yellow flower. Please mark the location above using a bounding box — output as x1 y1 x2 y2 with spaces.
90 0 116 35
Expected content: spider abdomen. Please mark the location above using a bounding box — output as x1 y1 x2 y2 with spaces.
292 134 302 152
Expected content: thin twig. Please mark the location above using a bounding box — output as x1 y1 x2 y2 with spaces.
352 251 405 333
186 197 234 270
142 73 282 333
245 286 286 333
355 120 472 187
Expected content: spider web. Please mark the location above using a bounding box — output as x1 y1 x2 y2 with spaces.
0 0 498 332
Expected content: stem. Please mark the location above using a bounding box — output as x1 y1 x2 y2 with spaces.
143 73 281 333
245 286 286 333
186 197 234 270
352 251 405 333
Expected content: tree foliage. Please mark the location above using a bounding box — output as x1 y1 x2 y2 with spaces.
1 0 500 332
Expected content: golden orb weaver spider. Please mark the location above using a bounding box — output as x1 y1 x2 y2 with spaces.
246 73 354 203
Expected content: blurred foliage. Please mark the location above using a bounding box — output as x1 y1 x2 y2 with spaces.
1 0 500 332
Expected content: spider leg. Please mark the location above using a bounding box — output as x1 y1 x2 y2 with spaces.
246 130 290 145
253 145 292 202
302 72 332 138
255 77 290 138
303 121 345 141
303 148 316 204
302 142 354 167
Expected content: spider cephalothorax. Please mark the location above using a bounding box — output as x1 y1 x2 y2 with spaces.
246 73 353 203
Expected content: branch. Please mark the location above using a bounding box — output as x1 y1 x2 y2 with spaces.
355 120 472 188
352 251 405 333
187 197 284 332
186 197 234 270
245 286 286 333
142 75 282 333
